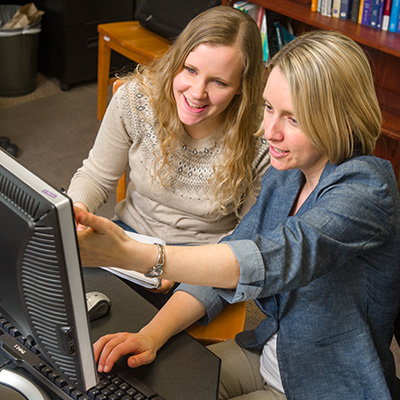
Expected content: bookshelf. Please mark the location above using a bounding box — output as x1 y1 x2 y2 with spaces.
223 0 400 186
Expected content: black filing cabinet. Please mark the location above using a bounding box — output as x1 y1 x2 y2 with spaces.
34 0 135 89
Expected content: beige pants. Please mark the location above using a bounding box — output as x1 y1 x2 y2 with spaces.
208 340 287 400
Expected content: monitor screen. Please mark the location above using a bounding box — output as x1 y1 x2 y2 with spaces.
0 148 98 392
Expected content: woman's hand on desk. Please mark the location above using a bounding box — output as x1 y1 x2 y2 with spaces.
94 332 158 373
94 291 207 373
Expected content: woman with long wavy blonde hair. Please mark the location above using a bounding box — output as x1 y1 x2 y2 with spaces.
138 6 269 214
68 6 270 307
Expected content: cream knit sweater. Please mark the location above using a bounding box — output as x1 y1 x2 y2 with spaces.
68 79 270 245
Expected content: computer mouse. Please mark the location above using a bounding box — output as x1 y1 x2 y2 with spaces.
86 291 111 321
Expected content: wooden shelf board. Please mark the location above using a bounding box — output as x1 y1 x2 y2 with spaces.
248 0 400 57
378 89 400 142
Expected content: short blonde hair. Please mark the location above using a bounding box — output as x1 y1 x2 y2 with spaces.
268 30 382 164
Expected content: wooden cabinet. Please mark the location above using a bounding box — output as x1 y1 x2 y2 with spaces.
223 0 400 186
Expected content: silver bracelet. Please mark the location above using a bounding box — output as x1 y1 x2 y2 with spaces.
145 243 165 278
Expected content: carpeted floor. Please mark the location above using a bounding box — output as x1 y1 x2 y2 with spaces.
1 73 398 372
0 74 116 220
0 73 62 110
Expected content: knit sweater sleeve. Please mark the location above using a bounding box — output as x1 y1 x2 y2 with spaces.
67 82 136 213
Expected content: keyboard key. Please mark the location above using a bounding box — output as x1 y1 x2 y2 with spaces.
63 384 75 395
113 389 125 397
9 327 21 337
126 388 138 397
41 367 53 377
87 387 101 398
3 322 13 332
71 389 83 400
133 393 146 400
101 388 112 396
107 384 118 392
112 377 123 386
34 361 46 372
48 372 58 382
119 382 130 391
54 376 68 388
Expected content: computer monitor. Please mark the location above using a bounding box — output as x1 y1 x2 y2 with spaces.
0 148 98 392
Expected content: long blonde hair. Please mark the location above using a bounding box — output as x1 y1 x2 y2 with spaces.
267 30 381 164
127 6 265 215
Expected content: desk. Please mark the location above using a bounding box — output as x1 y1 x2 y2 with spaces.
83 268 220 400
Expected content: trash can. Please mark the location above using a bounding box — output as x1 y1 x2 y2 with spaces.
0 5 41 97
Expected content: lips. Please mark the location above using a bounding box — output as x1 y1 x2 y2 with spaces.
270 145 289 157
184 95 207 111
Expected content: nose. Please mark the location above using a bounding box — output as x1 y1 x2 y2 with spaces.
191 79 207 100
264 116 283 142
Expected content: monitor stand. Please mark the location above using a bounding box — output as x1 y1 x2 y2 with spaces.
0 369 50 400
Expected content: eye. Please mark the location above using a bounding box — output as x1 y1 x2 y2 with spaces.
288 116 298 125
264 102 273 112
184 66 196 74
213 79 227 87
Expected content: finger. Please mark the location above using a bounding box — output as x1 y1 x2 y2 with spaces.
96 337 125 372
97 333 138 373
127 350 156 368
93 333 119 362
76 211 101 231
76 223 88 231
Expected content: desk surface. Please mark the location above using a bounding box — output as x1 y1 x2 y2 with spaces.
83 268 220 400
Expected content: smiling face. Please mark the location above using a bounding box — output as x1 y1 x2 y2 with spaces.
172 44 243 139
263 67 329 184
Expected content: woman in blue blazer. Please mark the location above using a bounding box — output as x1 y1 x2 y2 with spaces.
77 30 400 399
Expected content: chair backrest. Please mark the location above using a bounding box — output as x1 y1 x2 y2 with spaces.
113 79 128 204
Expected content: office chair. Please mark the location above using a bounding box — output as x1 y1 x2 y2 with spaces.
112 78 247 346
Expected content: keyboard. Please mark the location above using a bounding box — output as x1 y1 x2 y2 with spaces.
0 314 165 400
